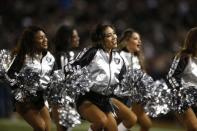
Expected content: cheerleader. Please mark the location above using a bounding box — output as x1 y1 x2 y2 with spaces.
71 24 128 131
53 25 81 71
6 26 55 131
51 25 81 131
116 28 152 131
166 27 197 131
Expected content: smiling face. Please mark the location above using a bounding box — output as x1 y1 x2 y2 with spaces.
102 26 117 51
126 32 142 53
34 30 48 51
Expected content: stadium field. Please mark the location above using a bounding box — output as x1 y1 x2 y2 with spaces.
0 119 185 131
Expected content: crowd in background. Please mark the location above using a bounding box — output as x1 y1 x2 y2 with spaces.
0 0 197 118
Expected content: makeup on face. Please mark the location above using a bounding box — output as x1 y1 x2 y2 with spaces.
127 32 141 53
34 31 48 50
103 27 117 50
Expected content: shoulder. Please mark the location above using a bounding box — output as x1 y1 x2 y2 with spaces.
119 50 132 56
175 52 190 63
87 47 99 53
46 51 54 57
45 51 55 62
81 47 98 57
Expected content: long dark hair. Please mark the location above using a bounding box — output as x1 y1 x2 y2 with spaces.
13 26 46 64
54 25 74 52
119 28 145 70
177 27 197 58
91 24 115 49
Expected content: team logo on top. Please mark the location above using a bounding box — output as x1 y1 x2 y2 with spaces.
46 57 51 62
114 58 120 64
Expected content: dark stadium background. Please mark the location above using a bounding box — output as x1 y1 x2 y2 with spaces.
0 0 197 130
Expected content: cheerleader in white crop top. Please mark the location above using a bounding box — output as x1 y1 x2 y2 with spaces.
73 24 129 131
166 27 197 131
51 25 81 131
6 26 55 131
116 28 152 131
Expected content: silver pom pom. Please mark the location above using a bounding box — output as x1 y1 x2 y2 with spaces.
118 69 153 104
172 83 197 113
120 69 172 117
12 66 50 102
47 66 91 128
63 65 92 98
48 70 66 105
144 80 172 117
58 104 81 127
0 49 12 76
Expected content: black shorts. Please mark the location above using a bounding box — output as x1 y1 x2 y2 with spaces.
76 91 114 113
112 96 132 107
13 91 45 112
